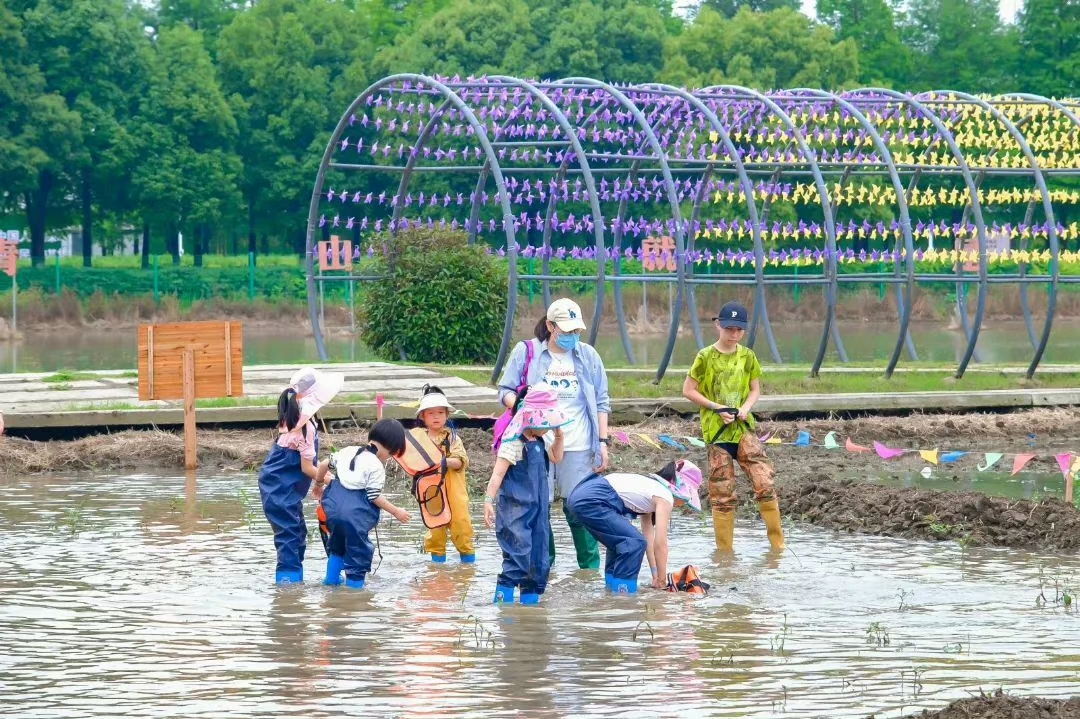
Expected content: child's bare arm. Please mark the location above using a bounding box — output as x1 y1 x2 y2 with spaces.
312 459 331 498
548 427 565 464
483 458 511 528
300 454 317 480
373 495 411 522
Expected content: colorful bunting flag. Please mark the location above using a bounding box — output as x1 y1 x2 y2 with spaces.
765 435 783 445
683 436 707 448
638 433 663 450
1011 454 1036 475
977 453 1004 471
823 431 839 449
873 441 905 459
1054 453 1074 479
846 437 871 453
612 431 631 445
940 451 968 463
794 431 812 447
919 449 939 465
658 434 687 451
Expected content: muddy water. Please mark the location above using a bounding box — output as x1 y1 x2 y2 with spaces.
1 472 1077 719
7 319 1080 372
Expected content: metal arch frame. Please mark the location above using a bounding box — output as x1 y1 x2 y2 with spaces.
305 73 519 364
785 88 917 379
700 85 840 377
993 92 1080 376
847 88 991 378
547 77 689 384
633 83 776 367
484 75 608 377
919 90 1058 378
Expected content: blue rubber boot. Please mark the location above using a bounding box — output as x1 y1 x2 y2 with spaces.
459 553 476 564
275 570 303 585
493 584 516 604
324 555 344 586
519 592 541 605
605 573 638 594
344 577 366 589
431 553 447 564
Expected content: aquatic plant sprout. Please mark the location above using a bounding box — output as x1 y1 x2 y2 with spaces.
306 75 1080 380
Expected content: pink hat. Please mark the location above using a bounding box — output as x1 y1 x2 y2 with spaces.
500 386 572 442
290 366 344 417
670 459 704 512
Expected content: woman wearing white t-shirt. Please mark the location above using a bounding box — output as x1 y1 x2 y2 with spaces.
497 297 612 570
565 460 703 594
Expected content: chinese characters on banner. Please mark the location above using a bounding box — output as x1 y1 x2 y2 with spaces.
318 234 352 272
641 236 676 271
0 235 16 278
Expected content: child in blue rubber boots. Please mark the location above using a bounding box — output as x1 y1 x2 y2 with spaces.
483 387 567 605
258 367 343 584
315 419 412 589
414 385 475 565
566 460 703 594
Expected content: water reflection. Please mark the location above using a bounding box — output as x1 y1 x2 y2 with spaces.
0 471 1077 718
5 320 1080 372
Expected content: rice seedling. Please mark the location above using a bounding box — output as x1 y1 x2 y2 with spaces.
865 621 890 647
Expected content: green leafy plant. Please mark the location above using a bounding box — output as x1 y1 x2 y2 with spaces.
358 228 508 364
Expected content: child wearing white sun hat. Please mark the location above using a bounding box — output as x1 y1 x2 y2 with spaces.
413 384 474 564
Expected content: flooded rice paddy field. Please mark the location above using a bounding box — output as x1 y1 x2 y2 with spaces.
1 469 1077 719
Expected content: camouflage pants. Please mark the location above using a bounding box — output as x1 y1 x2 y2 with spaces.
707 433 776 513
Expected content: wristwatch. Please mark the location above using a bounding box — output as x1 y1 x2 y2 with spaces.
599 437 611 445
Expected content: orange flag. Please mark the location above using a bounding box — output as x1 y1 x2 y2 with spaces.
845 437 871 453
1011 453 1036 475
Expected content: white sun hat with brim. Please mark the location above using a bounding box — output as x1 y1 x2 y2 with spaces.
416 391 455 416
290 366 345 416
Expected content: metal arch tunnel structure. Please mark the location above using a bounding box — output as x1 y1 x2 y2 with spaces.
306 75 1080 381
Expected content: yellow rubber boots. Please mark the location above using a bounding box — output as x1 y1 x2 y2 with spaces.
712 510 736 552
758 498 786 551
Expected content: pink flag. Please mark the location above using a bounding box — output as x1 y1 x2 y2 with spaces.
612 430 631 445
1054 452 1074 479
873 441 905 459
1011 453 1036 475
376 394 384 420
845 437 871 453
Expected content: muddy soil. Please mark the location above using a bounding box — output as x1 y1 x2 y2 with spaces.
873 689 1080 718
3 408 1079 551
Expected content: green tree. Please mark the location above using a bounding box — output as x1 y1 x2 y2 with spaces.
1017 0 1080 97
18 0 149 268
218 0 371 258
536 0 669 83
901 0 1017 92
817 0 912 86
697 0 800 18
133 25 240 266
661 7 859 90
371 0 540 77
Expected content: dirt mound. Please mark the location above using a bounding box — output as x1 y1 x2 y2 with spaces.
784 474 1080 551
872 689 1080 718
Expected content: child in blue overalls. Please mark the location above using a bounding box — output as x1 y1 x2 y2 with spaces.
315 419 412 589
258 367 343 584
483 386 568 605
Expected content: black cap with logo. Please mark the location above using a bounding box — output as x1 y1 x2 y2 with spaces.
713 301 748 329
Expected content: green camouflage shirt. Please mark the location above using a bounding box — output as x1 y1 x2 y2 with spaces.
687 343 762 444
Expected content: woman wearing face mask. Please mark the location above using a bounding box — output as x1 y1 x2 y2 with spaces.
497 297 611 570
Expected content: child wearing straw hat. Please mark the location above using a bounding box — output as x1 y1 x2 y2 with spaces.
483 386 568 605
414 385 475 564
565 460 703 594
258 367 344 584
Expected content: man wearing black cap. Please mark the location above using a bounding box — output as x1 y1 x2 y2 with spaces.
681 301 784 553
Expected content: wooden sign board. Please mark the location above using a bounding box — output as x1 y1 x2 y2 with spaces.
138 321 243 469
138 321 243 401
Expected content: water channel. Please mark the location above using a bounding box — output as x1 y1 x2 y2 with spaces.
5 320 1080 373
1 470 1077 718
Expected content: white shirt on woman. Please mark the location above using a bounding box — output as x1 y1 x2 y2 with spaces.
604 473 674 515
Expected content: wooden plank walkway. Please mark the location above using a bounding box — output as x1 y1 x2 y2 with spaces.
0 363 499 430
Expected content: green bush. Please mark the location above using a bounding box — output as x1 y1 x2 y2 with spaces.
357 228 508 363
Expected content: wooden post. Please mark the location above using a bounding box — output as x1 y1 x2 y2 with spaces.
1067 472 1075 505
183 348 197 469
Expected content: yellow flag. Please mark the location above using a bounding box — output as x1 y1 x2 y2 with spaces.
637 433 662 450
765 435 782 445
919 449 939 465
